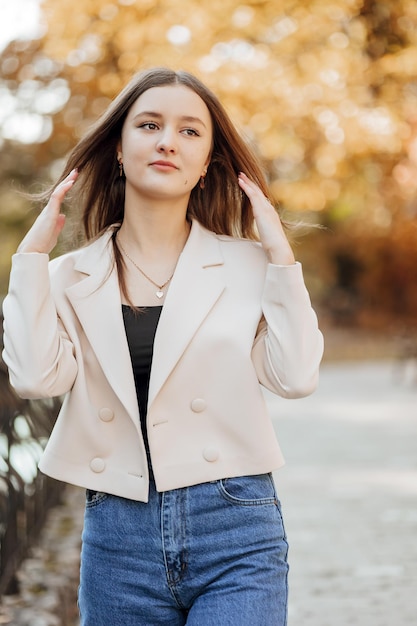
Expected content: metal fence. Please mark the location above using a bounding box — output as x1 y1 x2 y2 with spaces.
0 317 63 597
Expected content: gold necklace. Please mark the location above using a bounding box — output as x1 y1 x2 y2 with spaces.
118 239 175 299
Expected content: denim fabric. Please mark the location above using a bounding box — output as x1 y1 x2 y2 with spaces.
78 474 289 625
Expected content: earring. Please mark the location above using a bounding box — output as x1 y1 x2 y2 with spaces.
199 169 207 189
118 158 124 177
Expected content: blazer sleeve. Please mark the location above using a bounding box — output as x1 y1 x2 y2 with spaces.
251 262 324 398
2 253 78 399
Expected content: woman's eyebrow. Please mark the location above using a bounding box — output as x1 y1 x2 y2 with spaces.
180 115 207 129
132 111 207 129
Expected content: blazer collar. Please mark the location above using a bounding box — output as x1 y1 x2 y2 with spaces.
65 220 225 421
65 226 139 422
70 226 118 293
148 220 225 407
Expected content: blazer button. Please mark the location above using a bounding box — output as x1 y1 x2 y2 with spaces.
191 398 206 413
203 447 219 462
98 407 114 422
90 457 106 473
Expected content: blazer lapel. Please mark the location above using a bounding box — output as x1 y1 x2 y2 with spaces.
148 221 225 408
65 230 140 424
63 222 225 421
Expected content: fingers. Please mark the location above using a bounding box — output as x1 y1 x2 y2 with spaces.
46 169 78 214
238 172 274 212
17 169 78 254
238 172 275 216
237 172 264 200
237 172 295 264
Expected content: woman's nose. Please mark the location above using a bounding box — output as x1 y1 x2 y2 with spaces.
156 128 178 153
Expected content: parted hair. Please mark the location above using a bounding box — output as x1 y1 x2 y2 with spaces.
44 68 278 304
51 67 273 242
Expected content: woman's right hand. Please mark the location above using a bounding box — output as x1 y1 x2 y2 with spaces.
17 169 78 254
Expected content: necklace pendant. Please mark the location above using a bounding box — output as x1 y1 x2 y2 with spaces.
156 290 164 299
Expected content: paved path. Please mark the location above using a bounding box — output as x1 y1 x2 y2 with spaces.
2 359 416 625
268 360 417 626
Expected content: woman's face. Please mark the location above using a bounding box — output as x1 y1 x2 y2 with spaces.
118 84 213 204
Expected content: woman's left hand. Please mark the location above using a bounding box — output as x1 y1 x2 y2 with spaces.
238 172 295 266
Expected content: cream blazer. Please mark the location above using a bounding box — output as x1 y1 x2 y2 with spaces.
2 219 323 502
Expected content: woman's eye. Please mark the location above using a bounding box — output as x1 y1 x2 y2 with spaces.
139 122 159 130
182 128 199 136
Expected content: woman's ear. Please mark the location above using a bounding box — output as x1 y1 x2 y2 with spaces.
116 140 123 161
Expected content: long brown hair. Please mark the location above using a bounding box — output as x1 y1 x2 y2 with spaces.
49 67 272 241
45 68 276 304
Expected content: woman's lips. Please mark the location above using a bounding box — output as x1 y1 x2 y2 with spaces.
149 160 178 170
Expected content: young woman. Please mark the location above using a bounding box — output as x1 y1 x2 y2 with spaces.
2 67 323 625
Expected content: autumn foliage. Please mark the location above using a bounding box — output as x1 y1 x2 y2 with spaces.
0 0 416 328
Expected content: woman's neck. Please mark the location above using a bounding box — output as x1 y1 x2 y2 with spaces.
117 207 191 260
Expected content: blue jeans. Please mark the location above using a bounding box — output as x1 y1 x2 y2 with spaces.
78 474 289 625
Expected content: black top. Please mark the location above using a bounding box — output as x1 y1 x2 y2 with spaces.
122 305 162 459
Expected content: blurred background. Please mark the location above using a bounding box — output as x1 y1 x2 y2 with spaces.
1 2 417 623
0 0 416 358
